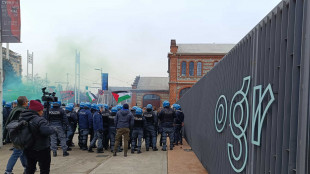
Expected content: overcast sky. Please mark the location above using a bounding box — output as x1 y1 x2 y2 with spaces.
9 0 281 90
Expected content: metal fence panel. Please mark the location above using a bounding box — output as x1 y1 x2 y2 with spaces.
178 0 309 173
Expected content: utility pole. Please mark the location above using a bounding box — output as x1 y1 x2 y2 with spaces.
74 50 80 104
95 68 102 103
0 42 3 147
66 73 69 91
45 73 48 87
27 50 34 82
6 43 9 60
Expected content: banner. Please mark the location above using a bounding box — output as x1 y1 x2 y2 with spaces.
60 91 74 101
0 0 21 43
102 73 108 90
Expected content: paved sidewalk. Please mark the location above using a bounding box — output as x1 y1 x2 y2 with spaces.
0 135 207 174
168 139 208 174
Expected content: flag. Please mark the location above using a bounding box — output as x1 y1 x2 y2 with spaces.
112 91 131 103
86 86 97 102
98 89 104 95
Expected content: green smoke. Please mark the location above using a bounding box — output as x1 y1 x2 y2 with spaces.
3 59 42 102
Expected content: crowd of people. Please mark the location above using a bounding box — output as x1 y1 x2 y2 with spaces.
2 96 184 174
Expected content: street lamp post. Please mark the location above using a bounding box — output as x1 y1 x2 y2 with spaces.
94 68 102 103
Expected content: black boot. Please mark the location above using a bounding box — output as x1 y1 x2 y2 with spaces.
97 149 104 153
153 147 158 151
67 147 72 151
137 150 141 154
53 151 57 157
146 148 149 151
88 147 94 152
63 152 70 157
131 149 134 154
113 152 117 156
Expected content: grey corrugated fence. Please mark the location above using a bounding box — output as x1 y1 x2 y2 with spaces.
178 0 310 173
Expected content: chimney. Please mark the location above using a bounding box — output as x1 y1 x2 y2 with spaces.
170 39 178 54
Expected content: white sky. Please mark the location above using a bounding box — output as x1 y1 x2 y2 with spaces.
8 0 281 91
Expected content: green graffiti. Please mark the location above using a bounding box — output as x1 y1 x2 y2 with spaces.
215 76 275 173
251 84 275 146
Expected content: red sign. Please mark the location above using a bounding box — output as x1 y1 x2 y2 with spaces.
60 91 74 101
1 0 21 43
98 89 104 95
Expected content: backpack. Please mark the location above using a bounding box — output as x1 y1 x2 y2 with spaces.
6 119 35 150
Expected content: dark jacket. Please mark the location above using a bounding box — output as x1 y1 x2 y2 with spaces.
93 111 104 131
174 110 184 124
114 109 134 129
78 108 92 129
3 107 11 127
143 110 158 126
65 110 78 124
19 110 56 151
48 106 69 127
4 105 26 141
158 107 176 127
131 115 146 130
108 112 116 127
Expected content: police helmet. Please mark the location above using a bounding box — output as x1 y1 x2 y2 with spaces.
65 105 73 112
103 104 109 110
94 104 100 111
132 106 138 110
163 101 170 108
98 104 104 108
135 108 143 115
146 104 153 110
80 102 85 108
174 104 181 110
52 102 60 107
116 105 122 110
85 102 91 109
91 103 96 110
5 102 12 108
111 107 118 113
12 100 17 104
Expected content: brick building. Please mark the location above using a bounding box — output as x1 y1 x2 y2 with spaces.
2 47 22 76
131 76 169 109
168 39 234 104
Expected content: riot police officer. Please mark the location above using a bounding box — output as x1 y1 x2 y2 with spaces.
88 104 104 153
49 102 70 157
143 104 158 151
108 107 120 152
101 104 110 150
77 102 85 148
173 104 184 145
158 101 176 151
65 104 78 147
78 102 92 150
131 108 146 154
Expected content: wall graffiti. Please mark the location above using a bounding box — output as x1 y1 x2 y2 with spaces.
215 76 275 173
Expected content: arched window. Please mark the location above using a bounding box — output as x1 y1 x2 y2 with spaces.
189 62 194 76
197 62 202 76
181 62 186 76
179 87 191 99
